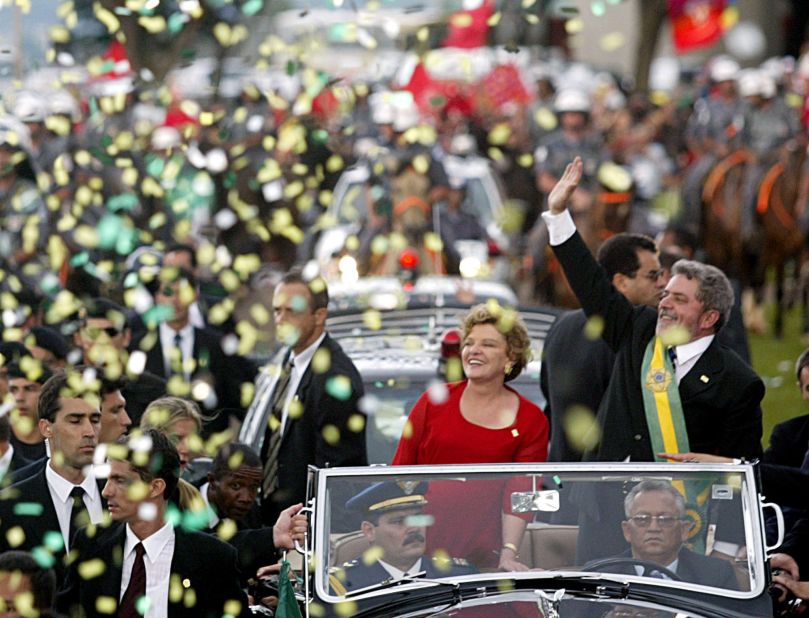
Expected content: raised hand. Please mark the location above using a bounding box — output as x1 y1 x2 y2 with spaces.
547 157 583 215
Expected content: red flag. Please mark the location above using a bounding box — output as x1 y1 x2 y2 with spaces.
443 0 493 49
668 0 729 53
476 64 530 111
402 62 445 112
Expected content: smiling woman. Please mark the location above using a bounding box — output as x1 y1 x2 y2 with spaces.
391 303 549 571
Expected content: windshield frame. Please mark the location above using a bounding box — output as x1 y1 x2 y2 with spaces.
310 462 769 605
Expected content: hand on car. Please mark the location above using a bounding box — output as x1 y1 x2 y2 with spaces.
771 553 800 580
498 554 530 572
658 452 733 463
273 502 308 549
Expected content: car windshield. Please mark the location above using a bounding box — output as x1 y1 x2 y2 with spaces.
314 464 766 607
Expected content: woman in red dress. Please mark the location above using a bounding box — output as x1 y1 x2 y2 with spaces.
392 303 549 571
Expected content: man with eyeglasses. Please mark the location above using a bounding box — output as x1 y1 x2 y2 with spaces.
541 232 665 463
74 298 166 426
586 480 738 589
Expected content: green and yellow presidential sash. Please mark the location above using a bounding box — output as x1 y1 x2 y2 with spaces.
641 336 711 553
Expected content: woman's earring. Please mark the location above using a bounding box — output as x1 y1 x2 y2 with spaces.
504 364 512 375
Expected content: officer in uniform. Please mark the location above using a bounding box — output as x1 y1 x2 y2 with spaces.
329 481 475 595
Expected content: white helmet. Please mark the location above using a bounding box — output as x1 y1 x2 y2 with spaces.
554 88 590 114
737 69 763 98
710 56 741 83
48 91 81 121
13 92 46 123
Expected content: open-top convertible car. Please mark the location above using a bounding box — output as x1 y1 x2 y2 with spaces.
294 462 783 617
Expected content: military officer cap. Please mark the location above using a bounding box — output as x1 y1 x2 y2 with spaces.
346 480 428 515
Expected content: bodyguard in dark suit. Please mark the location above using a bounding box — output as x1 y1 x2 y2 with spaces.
763 349 809 468
585 480 739 590
540 233 665 462
542 157 764 463
256 269 366 526
56 429 251 618
128 269 256 437
330 481 476 595
0 370 106 584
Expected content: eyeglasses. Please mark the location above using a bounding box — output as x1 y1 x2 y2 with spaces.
627 514 684 528
83 326 122 339
641 269 664 281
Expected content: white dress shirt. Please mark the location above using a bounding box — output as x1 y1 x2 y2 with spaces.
280 332 326 434
120 522 176 618
45 464 104 551
378 558 422 580
159 322 195 379
634 558 678 578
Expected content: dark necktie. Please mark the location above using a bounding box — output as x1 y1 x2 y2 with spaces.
262 355 294 497
170 332 183 378
68 486 88 549
667 346 677 367
119 542 147 618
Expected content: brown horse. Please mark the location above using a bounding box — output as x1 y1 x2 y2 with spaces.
701 146 807 337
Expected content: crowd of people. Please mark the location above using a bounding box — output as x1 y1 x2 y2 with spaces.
3 40 809 615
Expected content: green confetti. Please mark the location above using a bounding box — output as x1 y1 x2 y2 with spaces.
31 547 56 569
167 12 187 34
107 193 138 213
242 0 263 16
326 375 353 401
14 502 44 517
43 530 65 552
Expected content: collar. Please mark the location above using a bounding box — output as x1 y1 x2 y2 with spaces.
0 444 13 477
289 332 326 370
125 521 175 563
673 334 714 365
159 322 194 341
45 461 99 503
377 557 422 580
199 482 219 528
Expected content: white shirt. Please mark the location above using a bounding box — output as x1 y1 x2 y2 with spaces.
634 558 678 578
541 208 715 382
199 482 219 529
0 444 13 481
670 336 714 384
45 463 104 551
378 558 422 580
120 522 176 618
159 322 195 380
280 332 326 434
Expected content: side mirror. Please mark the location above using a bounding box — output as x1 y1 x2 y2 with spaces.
511 490 560 513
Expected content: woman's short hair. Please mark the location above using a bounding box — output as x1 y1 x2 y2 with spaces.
461 304 532 382
140 396 204 433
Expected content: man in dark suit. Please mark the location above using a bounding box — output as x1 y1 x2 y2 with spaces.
763 348 809 468
543 157 764 463
541 233 665 462
74 297 166 427
256 269 367 526
330 481 475 595
0 370 106 584
586 480 739 590
128 269 256 437
0 415 30 486
56 428 252 618
544 158 763 562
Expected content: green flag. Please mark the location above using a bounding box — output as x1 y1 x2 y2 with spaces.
274 558 302 618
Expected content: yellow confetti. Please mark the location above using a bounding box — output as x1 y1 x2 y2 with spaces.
488 123 511 146
78 559 106 580
600 32 626 52
584 315 604 341
563 405 601 453
217 519 238 542
487 11 502 26
659 325 690 347
348 414 365 433
565 18 584 34
335 601 358 617
6 527 25 548
49 26 71 43
412 154 429 175
363 310 382 331
312 348 332 374
322 425 340 445
138 16 167 34
95 597 118 614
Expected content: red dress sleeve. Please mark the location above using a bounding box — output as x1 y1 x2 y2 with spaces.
513 394 549 463
391 391 430 465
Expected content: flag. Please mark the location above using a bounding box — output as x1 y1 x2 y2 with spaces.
443 0 493 49
274 558 302 618
668 0 734 54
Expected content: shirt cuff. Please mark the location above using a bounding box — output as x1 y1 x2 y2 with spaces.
540 209 576 246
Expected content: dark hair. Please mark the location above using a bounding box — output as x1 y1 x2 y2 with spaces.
210 442 261 479
596 233 657 280
164 243 198 270
281 268 329 312
116 428 181 501
99 375 127 397
0 550 57 610
797 347 809 383
36 371 70 423
0 341 31 365
659 248 685 272
26 326 70 361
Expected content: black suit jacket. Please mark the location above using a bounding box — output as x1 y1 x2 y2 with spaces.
121 369 167 427
553 231 764 461
130 326 256 435
56 522 251 618
763 413 809 468
540 309 615 462
334 557 476 593
587 548 739 590
260 334 366 524
0 468 106 584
